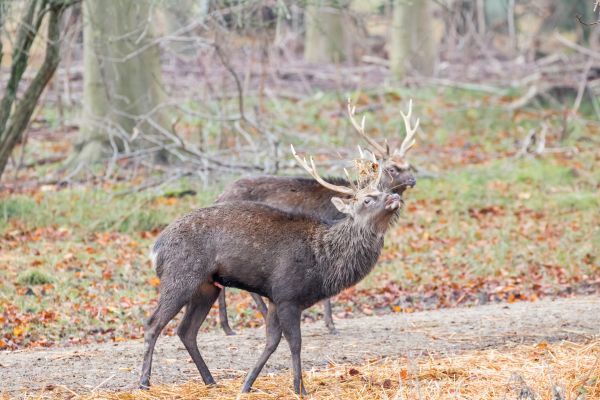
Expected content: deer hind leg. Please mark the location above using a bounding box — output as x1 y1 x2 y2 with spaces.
178 283 221 385
322 298 337 334
218 289 236 336
277 303 306 395
250 292 269 320
140 285 188 389
241 300 282 393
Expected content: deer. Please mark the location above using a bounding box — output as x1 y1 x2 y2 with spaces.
140 147 405 395
215 99 420 335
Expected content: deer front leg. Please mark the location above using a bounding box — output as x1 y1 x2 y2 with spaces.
241 300 282 393
277 303 307 395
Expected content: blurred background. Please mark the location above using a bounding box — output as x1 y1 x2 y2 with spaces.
0 0 598 351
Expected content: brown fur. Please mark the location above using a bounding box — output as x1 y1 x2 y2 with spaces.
214 166 415 334
140 192 401 394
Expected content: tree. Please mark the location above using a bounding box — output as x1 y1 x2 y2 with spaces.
390 0 436 79
73 0 168 165
0 0 71 181
304 0 351 63
162 0 210 58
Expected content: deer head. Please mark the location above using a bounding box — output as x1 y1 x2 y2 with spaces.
347 99 419 195
291 145 400 232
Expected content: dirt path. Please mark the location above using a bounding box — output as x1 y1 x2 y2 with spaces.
1 296 599 395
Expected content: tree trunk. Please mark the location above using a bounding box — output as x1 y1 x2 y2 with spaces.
74 0 168 165
390 0 436 79
304 0 351 63
0 0 5 67
163 0 209 58
0 1 67 181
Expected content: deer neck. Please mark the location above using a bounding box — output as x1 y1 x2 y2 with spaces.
313 218 384 297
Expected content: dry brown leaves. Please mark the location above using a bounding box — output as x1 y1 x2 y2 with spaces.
7 340 597 400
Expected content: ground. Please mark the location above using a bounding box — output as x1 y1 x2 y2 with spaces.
2 296 599 398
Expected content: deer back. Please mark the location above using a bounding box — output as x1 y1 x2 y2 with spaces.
217 176 351 221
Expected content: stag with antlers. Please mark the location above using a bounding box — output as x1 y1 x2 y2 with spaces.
140 147 403 394
214 100 421 335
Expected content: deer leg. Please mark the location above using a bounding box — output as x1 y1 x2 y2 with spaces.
250 292 269 320
140 291 187 389
178 283 220 385
241 300 282 393
218 289 236 336
278 303 307 395
322 298 337 334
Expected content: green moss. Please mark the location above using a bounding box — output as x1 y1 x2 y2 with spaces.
17 269 54 286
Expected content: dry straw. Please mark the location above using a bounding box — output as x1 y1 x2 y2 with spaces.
4 340 599 400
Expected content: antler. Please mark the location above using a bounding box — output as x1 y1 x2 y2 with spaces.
353 146 382 190
395 99 420 158
291 145 355 195
347 99 388 157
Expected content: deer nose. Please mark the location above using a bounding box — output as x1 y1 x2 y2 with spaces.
405 176 416 188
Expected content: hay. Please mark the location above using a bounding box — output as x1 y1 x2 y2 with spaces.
6 340 599 400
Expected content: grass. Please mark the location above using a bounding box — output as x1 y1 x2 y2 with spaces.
16 269 54 286
0 182 221 234
357 155 599 295
0 87 599 350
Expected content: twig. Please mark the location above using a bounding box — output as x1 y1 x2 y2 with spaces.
571 59 593 114
23 155 67 168
575 14 600 26
406 77 507 94
515 128 536 158
114 171 189 197
507 86 539 111
554 33 600 61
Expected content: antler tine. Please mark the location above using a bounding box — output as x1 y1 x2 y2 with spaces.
396 98 420 157
343 168 359 191
291 145 354 195
347 99 388 157
370 150 383 189
357 145 365 159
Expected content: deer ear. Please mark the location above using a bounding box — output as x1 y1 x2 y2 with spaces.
331 197 352 214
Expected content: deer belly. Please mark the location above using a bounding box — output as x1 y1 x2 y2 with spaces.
214 274 270 298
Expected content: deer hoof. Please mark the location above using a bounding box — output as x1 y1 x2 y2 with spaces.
325 324 338 335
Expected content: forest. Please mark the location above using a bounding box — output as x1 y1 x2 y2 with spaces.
0 1 599 399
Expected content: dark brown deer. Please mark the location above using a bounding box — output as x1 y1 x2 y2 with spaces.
215 99 420 335
140 148 404 395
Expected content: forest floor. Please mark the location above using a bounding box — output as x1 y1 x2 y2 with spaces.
1 296 599 398
1 89 599 399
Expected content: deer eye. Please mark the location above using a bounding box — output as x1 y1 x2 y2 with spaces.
363 197 374 205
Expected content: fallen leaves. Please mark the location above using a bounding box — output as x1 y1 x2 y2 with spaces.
148 277 160 287
0 99 598 352
12 325 25 337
